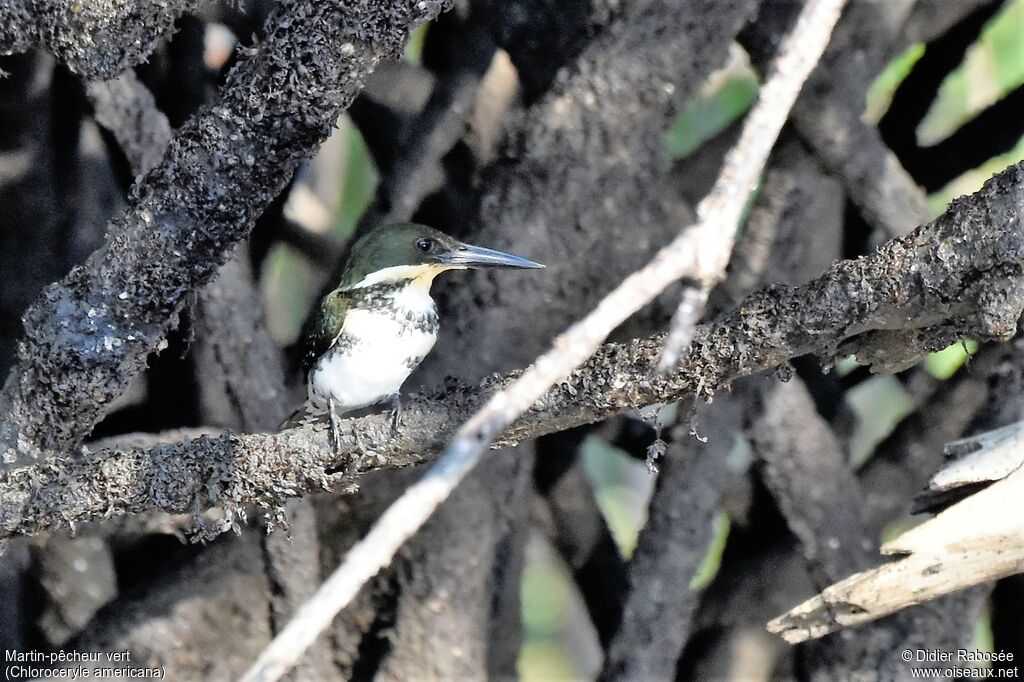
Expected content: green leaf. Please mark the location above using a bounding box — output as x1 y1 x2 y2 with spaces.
667 47 759 161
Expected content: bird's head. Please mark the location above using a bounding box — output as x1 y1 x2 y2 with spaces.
340 223 544 289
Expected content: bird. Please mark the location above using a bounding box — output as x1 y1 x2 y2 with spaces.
284 222 544 454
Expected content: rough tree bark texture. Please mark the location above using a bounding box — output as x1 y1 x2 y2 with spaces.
3 159 1024 540
1 0 1023 678
0 0 448 468
0 1 198 78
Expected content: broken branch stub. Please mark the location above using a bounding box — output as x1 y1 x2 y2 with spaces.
768 420 1024 643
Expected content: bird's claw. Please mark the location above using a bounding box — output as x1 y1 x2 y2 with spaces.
328 397 343 459
389 393 403 436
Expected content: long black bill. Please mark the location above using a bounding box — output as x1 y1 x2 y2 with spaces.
439 243 545 269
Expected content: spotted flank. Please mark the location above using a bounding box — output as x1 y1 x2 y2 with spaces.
306 277 440 416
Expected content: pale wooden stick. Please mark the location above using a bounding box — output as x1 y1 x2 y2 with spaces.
768 422 1024 643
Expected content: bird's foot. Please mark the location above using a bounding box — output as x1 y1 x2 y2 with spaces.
328 397 344 459
325 397 366 492
389 393 403 436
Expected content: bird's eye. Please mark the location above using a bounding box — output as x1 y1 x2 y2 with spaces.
416 238 433 253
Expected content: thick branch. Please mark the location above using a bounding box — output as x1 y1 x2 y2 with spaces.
0 0 448 469
0 0 198 79
599 399 740 681
4 159 1021 540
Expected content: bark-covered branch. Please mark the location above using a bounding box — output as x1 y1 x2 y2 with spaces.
0 0 198 79
3 161 1023 541
0 0 448 470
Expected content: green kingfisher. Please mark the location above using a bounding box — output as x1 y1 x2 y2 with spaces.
285 222 543 452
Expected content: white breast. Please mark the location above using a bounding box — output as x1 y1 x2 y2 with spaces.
308 285 437 413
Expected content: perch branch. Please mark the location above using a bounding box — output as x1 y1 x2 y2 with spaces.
3 161 1024 542
0 0 449 470
238 1 850 679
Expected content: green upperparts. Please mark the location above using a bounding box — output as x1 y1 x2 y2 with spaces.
339 222 544 289
301 288 352 375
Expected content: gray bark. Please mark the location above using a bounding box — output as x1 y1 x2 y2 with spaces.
4 160 1024 540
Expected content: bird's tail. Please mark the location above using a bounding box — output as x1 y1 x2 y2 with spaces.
279 400 326 430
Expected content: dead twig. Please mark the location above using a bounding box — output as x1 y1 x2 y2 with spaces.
769 422 1024 643
659 0 849 370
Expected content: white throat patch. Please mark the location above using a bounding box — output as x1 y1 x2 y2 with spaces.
350 264 454 289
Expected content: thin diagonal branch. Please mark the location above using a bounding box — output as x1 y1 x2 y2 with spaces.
238 1 850 679
658 0 848 370
85 73 173 178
